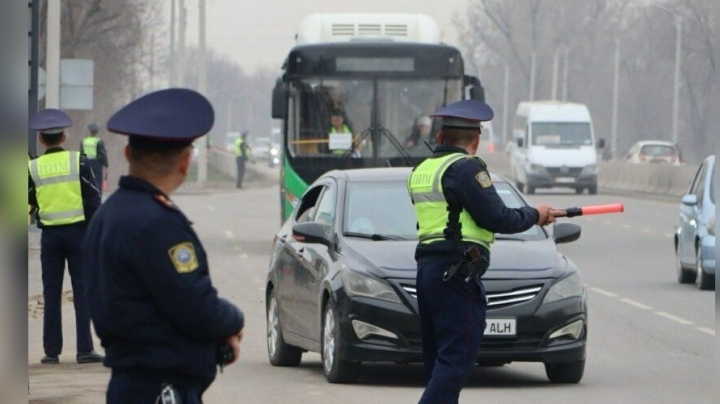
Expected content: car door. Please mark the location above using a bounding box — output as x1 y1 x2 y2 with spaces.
678 162 707 266
293 181 337 342
277 186 324 337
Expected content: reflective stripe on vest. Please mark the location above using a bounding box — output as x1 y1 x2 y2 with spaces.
29 151 85 226
408 152 494 250
331 125 352 154
82 137 100 159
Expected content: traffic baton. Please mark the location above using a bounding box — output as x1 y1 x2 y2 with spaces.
551 203 624 218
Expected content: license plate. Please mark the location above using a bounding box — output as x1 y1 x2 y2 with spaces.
484 318 516 337
554 177 575 184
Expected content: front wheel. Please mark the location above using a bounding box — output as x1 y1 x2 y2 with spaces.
676 249 696 284
588 184 598 195
322 302 360 383
267 290 303 366
545 360 585 384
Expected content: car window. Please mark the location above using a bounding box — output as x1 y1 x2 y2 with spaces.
690 163 707 197
313 185 337 231
696 164 707 206
296 186 324 224
640 144 675 157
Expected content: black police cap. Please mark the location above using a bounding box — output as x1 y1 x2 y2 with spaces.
107 88 214 150
431 100 494 130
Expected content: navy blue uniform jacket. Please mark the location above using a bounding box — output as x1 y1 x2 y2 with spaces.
83 176 244 385
415 145 539 264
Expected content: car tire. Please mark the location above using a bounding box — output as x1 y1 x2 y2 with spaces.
545 360 585 384
696 248 714 290
267 290 303 366
575 187 584 194
588 185 597 195
525 183 535 195
322 302 360 383
516 180 523 190
676 250 696 284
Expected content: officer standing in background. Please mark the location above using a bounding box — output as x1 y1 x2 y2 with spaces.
407 100 556 404
28 109 104 365
82 88 245 403
80 123 109 195
234 130 252 188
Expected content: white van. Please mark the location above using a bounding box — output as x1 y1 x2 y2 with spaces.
510 101 605 194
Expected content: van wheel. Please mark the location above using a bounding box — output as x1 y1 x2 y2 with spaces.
588 185 598 195
575 187 584 194
525 184 535 194
516 180 523 190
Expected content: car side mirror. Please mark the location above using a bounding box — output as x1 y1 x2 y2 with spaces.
516 138 524 148
292 222 332 248
553 222 581 244
681 194 698 206
596 138 606 149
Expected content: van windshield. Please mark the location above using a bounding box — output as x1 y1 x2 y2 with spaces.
532 122 592 147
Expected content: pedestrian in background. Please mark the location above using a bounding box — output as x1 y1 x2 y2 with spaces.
407 99 556 403
28 108 104 365
234 130 252 188
81 123 109 195
82 88 245 403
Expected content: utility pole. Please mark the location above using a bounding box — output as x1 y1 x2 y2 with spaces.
611 38 620 160
502 63 509 145
671 15 681 145
561 47 569 101
177 0 186 87
169 0 176 87
29 0 40 154
551 50 559 100
46 0 61 108
197 0 208 182
529 51 536 101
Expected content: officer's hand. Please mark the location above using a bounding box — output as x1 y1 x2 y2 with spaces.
225 330 243 366
535 204 557 226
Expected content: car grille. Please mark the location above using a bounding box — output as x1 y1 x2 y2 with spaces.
545 167 583 177
487 285 543 309
402 283 543 309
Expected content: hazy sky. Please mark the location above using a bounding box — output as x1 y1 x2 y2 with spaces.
180 0 471 74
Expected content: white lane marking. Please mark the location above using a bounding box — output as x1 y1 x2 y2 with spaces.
621 298 652 310
665 233 674 238
642 229 652 233
585 217 595 221
604 220 612 225
696 327 715 336
225 230 234 239
589 287 618 297
204 205 215 211
655 311 694 325
622 224 631 229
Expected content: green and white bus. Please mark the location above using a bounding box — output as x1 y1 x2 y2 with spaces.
271 13 487 220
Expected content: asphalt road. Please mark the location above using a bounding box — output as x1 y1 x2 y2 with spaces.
189 169 714 404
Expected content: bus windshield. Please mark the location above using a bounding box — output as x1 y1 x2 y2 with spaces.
287 78 462 159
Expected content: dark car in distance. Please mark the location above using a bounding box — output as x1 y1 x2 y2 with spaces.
265 168 588 384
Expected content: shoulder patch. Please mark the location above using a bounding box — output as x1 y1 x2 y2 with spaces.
153 194 177 210
168 242 199 273
475 170 492 188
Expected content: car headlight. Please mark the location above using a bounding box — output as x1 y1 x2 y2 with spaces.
342 268 402 304
527 163 545 173
543 272 583 305
270 148 279 156
708 215 715 236
581 164 597 174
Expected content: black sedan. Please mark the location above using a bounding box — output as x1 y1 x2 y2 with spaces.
265 167 587 384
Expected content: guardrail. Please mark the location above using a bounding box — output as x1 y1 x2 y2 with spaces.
209 149 697 198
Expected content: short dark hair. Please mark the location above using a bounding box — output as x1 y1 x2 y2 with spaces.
128 146 190 176
40 132 63 146
330 109 344 117
440 128 478 146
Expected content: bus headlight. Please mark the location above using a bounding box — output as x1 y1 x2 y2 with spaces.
342 268 402 304
270 148 279 156
543 273 583 304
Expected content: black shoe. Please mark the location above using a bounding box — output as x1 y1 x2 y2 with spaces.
76 350 104 364
41 355 59 364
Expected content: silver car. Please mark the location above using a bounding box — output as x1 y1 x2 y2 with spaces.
675 155 715 290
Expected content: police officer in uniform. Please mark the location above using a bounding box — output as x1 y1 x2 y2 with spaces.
407 100 556 403
82 88 244 404
80 123 109 195
234 130 252 188
28 109 104 365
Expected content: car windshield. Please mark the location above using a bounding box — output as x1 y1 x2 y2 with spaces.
640 144 675 157
343 180 546 240
531 122 592 147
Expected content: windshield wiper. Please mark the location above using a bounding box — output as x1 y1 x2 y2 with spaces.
343 232 408 241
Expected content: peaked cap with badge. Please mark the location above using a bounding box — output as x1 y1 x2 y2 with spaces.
431 99 494 130
107 88 214 151
30 109 73 135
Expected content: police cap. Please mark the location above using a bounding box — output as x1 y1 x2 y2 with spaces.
430 100 494 130
107 88 214 151
30 109 73 135
87 123 100 133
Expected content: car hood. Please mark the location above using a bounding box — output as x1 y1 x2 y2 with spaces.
341 238 567 281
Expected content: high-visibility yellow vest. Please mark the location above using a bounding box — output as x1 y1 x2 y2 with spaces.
234 137 247 157
331 125 352 154
407 152 494 251
28 151 85 226
82 137 100 159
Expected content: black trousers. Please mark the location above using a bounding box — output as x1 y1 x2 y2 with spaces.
107 369 208 404
235 157 246 187
40 225 94 356
88 160 104 195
